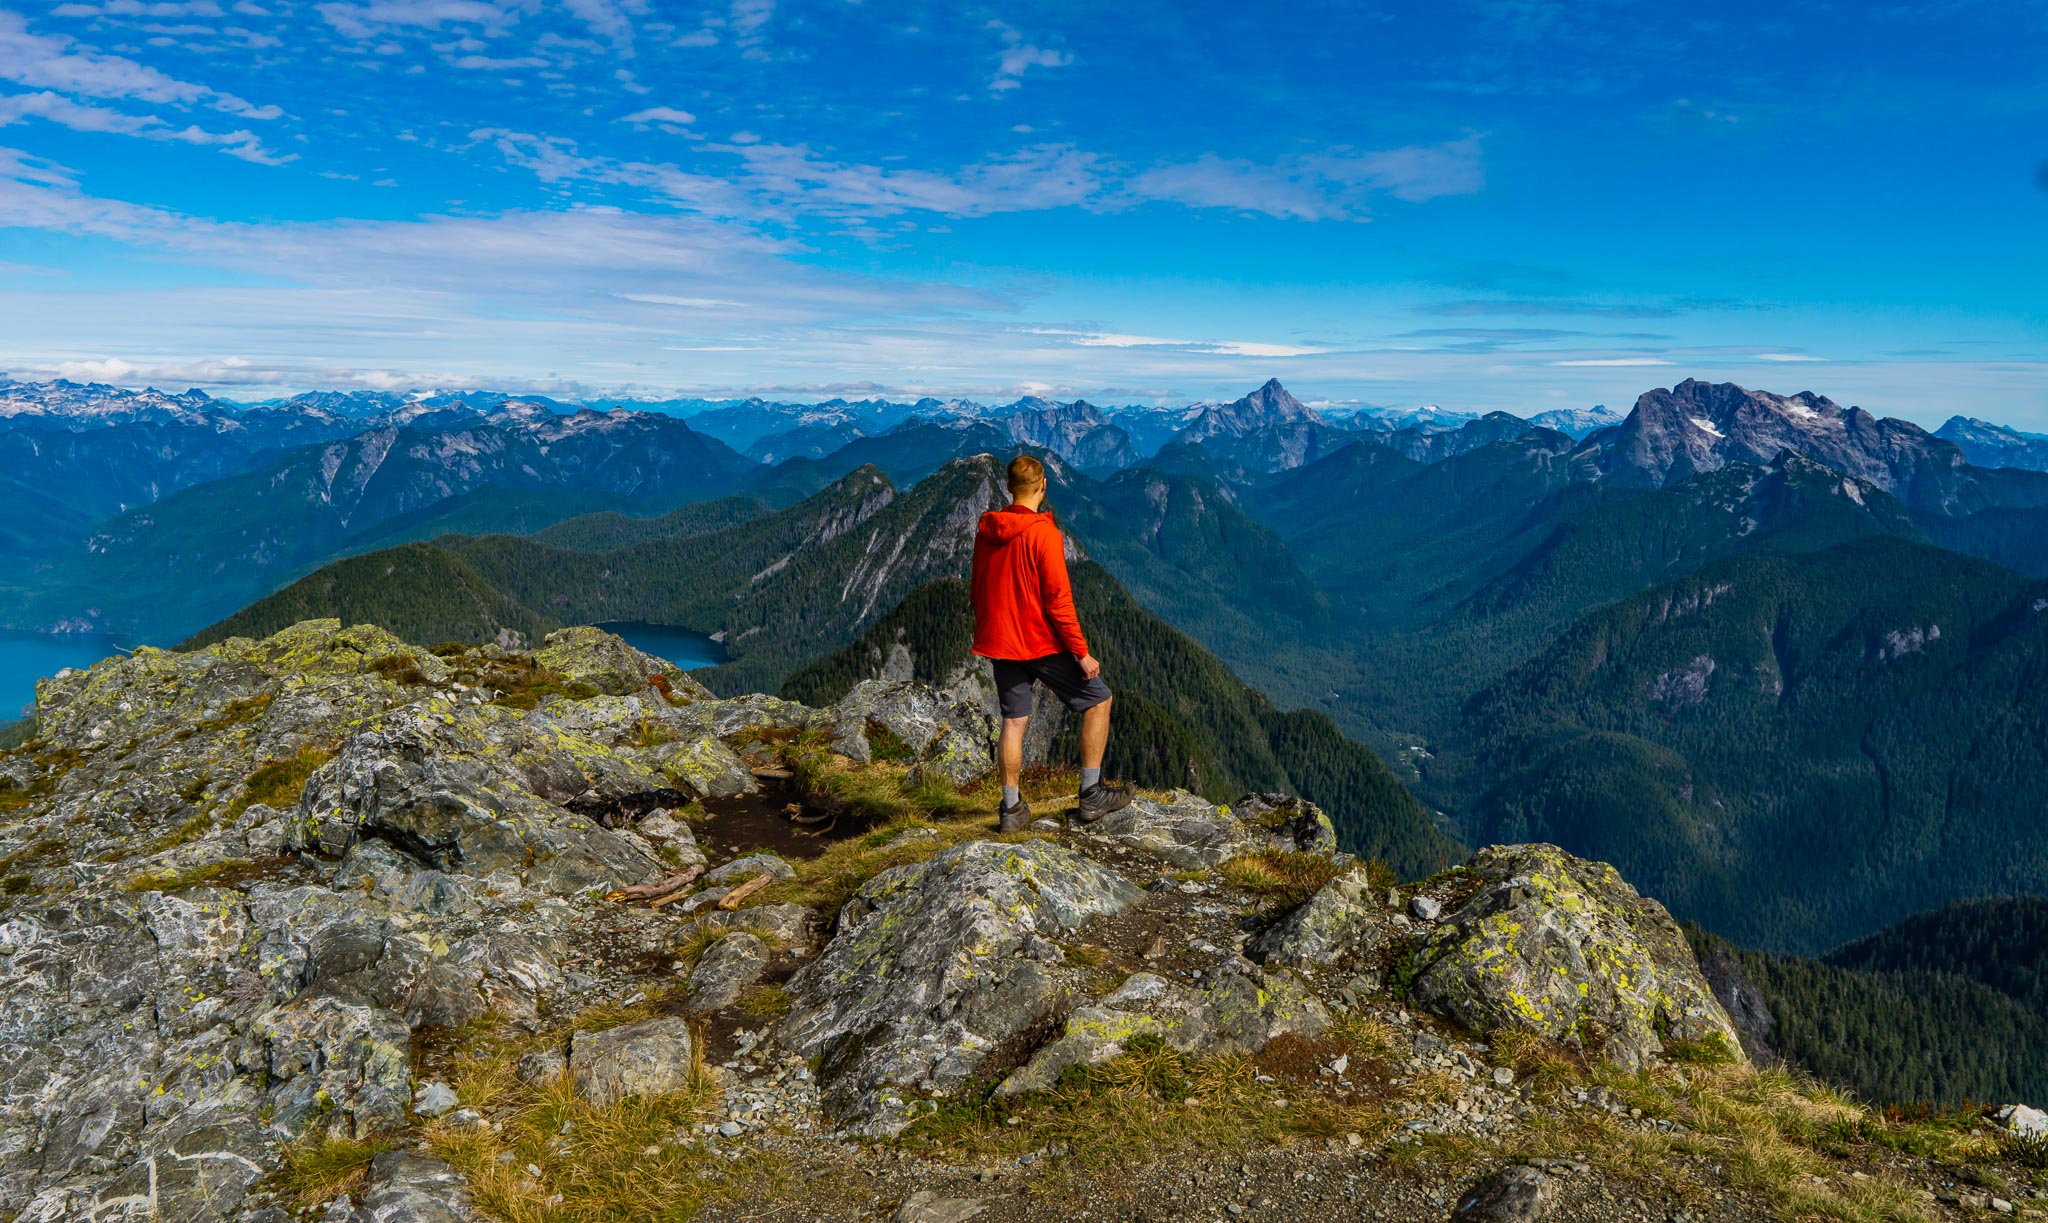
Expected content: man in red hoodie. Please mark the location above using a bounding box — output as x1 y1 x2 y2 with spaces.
971 454 1135 832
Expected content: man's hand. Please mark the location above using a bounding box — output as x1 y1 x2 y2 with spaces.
1078 653 1102 680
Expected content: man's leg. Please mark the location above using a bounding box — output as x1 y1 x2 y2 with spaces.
1078 695 1112 774
1000 715 1030 788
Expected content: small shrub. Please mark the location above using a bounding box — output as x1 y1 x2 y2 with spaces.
864 720 913 763
737 984 791 1019
197 692 273 732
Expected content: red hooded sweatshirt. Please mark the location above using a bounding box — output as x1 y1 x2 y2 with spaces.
970 504 1089 661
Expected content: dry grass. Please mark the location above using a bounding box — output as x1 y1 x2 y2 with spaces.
1218 849 1348 909
898 1035 1400 1174
271 1134 398 1209
420 1006 779 1223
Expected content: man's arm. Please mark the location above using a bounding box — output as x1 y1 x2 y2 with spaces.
1036 526 1093 666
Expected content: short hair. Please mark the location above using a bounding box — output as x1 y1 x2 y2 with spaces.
1006 454 1045 495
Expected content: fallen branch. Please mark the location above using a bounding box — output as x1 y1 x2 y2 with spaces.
717 872 774 910
605 864 704 904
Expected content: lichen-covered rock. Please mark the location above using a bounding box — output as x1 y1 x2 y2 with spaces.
1406 844 1745 1068
997 964 1330 1096
533 626 712 702
684 932 770 1011
355 1151 477 1223
291 703 663 894
645 734 756 800
0 621 747 1219
671 903 817 957
1231 793 1340 855
828 680 996 787
569 1015 695 1107
1071 789 1255 869
1246 866 1394 978
778 840 1142 1133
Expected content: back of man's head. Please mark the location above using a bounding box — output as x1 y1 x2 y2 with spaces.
1006 454 1045 497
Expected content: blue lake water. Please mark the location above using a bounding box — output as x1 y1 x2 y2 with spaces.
598 622 724 671
0 629 130 721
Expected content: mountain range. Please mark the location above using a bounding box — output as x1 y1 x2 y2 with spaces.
8 371 2048 965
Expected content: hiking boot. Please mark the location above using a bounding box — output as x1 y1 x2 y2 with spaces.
1072 779 1134 824
998 797 1035 833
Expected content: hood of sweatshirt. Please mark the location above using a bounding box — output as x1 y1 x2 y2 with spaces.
976 504 1055 545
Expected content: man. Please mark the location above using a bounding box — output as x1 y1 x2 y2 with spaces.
971 454 1135 832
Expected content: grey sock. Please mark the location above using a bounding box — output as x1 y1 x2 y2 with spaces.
1002 785 1020 807
1079 768 1101 792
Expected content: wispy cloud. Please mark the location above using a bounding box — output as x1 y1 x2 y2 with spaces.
1550 357 1674 366
1023 328 1323 357
619 105 694 126
0 8 281 118
0 89 289 162
1126 136 1485 220
987 19 1071 93
1755 352 1826 361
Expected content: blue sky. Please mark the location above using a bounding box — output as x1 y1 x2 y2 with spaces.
0 0 2042 424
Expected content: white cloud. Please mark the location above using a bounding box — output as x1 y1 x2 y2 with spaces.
987 19 1071 93
315 0 519 41
621 293 744 308
0 90 289 162
620 105 694 125
0 9 280 119
1756 352 1827 361
1550 357 1674 366
560 0 634 51
1127 136 1485 220
1023 328 1322 357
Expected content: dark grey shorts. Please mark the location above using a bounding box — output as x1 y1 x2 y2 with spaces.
990 653 1112 720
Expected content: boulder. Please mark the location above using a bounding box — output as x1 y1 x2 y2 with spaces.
1451 1164 1558 1222
685 932 771 1012
1070 789 1255 869
998 965 1330 1096
779 840 1142 1133
644 734 757 800
356 1151 476 1223
703 853 795 885
829 679 996 787
1995 1104 2047 1139
569 1016 696 1107
672 903 817 958
1230 793 1340 855
1405 844 1744 1068
532 626 711 702
292 704 663 894
1246 866 1395 979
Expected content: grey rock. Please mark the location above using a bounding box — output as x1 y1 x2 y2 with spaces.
829 679 996 787
569 1016 695 1107
1072 789 1254 869
293 703 664 894
1451 1163 1558 1222
413 1081 459 1118
533 626 712 702
1246 867 1394 978
356 1151 475 1223
643 734 757 800
672 903 816 957
893 1190 988 1223
1996 1103 2047 1138
999 965 1329 1097
779 840 1141 1132
1409 894 1443 922
1230 793 1340 855
684 932 770 1012
1406 844 1744 1069
703 853 795 885
515 1047 568 1085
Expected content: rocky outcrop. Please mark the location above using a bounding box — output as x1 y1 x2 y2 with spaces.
1069 789 1341 869
0 622 841 1220
569 1016 696 1107
996 965 1330 1096
0 616 1776 1218
778 840 1142 1134
1404 844 1744 1068
1246 865 1395 978
829 678 997 787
